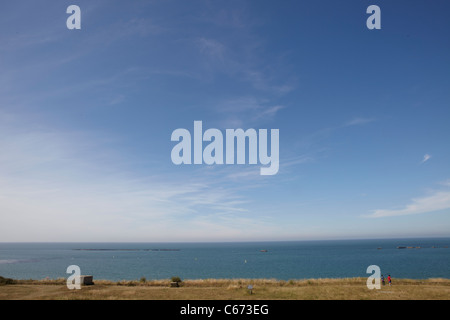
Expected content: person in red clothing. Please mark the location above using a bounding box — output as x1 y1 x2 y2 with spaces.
388 275 392 286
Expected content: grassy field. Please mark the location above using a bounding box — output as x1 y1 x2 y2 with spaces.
1 277 449 300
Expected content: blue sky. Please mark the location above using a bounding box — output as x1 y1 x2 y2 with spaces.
1 0 449 241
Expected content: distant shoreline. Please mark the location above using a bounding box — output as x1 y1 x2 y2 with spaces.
1 236 449 243
72 248 181 251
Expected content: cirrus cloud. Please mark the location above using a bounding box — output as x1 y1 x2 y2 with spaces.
421 154 432 164
366 189 450 218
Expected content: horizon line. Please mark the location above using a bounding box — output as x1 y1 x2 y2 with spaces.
1 235 449 244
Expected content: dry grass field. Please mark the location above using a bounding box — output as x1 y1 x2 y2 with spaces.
1 277 449 300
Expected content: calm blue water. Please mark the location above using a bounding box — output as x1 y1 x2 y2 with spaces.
0 238 449 281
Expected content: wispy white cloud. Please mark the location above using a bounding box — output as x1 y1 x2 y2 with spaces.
366 188 450 218
225 169 261 181
255 105 285 119
292 117 375 152
282 155 314 167
345 117 376 127
215 96 284 128
0 114 275 241
421 154 432 164
196 37 226 61
189 8 295 95
242 70 294 95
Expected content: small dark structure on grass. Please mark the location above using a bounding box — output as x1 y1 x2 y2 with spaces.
80 275 94 286
170 276 182 287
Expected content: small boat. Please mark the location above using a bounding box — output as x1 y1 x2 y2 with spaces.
397 246 406 249
260 249 268 252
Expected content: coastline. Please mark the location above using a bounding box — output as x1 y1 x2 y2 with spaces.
1 238 449 281
1 277 449 300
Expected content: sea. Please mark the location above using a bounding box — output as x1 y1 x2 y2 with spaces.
0 238 449 281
